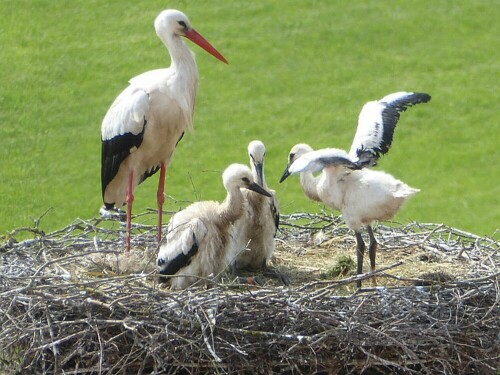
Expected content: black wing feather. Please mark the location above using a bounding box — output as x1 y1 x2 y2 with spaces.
271 200 279 236
101 118 146 200
354 92 431 167
318 156 362 170
158 233 199 277
378 92 431 156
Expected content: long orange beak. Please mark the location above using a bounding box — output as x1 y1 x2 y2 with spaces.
185 28 228 64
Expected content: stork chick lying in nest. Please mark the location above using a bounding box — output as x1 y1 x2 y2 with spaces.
157 163 271 289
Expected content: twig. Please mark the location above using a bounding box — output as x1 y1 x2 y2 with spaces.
1 211 498 374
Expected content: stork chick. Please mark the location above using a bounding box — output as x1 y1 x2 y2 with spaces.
157 164 271 290
280 92 431 288
233 141 285 284
100 9 227 253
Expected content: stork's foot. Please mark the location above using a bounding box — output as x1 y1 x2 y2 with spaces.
263 268 291 286
237 276 265 286
100 206 126 221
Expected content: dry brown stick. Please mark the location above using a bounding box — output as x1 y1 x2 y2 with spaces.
295 261 404 294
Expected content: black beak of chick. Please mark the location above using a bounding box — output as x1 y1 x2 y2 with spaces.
254 162 264 186
247 182 272 197
279 165 291 183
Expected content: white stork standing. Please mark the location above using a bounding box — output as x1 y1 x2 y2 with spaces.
157 163 272 290
280 92 431 288
100 9 228 252
233 141 285 283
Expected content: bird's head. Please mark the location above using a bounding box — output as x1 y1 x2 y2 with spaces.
280 143 314 183
248 140 266 185
223 164 271 197
155 9 228 64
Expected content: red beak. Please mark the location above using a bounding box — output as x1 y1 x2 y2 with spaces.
185 28 228 64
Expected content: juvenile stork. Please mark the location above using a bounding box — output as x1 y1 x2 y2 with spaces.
280 92 431 288
157 164 272 290
100 9 227 252
233 141 283 282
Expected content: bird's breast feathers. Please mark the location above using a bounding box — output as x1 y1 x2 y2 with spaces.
132 68 197 121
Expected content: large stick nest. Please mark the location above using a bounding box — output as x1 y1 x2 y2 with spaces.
1 211 499 374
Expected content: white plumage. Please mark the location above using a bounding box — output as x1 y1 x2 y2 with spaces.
280 92 431 287
100 9 227 252
233 141 280 272
283 144 321 202
157 163 271 290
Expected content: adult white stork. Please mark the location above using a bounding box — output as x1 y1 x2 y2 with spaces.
100 9 227 252
280 92 431 288
233 141 285 283
157 164 272 290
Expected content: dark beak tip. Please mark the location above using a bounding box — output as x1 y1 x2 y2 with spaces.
279 172 290 183
248 182 272 198
279 165 291 184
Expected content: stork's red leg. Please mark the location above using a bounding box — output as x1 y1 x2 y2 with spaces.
126 171 135 253
157 163 166 243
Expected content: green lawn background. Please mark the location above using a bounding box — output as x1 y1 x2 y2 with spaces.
0 0 498 237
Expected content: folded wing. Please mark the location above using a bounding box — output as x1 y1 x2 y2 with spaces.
101 86 151 198
157 217 208 276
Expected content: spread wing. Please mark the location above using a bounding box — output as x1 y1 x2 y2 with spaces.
156 217 208 277
289 148 361 175
348 92 431 167
101 86 150 198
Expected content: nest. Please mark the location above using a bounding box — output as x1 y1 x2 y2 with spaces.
1 211 499 374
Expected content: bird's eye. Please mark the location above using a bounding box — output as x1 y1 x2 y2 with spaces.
289 153 295 162
242 177 250 184
178 20 187 28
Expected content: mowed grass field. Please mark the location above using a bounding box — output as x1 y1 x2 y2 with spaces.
0 1 498 237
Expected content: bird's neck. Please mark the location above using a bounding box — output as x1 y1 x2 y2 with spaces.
219 187 245 223
300 172 321 202
164 35 199 129
164 34 199 82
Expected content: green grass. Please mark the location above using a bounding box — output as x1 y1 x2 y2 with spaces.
0 1 498 238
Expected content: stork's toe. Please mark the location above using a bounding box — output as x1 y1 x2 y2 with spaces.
100 206 126 221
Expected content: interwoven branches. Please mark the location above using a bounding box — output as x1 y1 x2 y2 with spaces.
1 212 498 374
